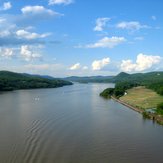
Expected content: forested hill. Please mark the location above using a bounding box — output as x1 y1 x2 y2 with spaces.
0 71 72 91
100 71 163 98
63 71 163 84
110 71 163 83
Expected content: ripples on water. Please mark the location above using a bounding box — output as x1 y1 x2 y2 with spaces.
0 83 163 163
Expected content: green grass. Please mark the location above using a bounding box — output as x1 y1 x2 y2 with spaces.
120 86 163 109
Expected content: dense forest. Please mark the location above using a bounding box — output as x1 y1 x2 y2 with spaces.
0 71 72 91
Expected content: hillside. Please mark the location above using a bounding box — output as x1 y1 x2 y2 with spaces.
111 71 163 83
0 71 72 91
64 71 163 84
120 86 163 109
22 73 55 80
100 71 163 98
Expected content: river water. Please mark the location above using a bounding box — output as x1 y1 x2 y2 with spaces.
0 83 163 163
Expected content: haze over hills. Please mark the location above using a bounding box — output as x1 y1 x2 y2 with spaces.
22 73 56 80
63 71 163 83
63 76 114 83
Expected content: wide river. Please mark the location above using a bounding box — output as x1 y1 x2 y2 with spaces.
0 83 163 163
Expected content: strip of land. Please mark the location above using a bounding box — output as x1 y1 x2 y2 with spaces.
111 86 163 125
111 96 143 113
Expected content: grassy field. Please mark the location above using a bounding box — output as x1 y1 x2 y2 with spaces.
120 86 163 110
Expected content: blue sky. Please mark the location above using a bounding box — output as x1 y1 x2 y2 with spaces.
0 0 163 77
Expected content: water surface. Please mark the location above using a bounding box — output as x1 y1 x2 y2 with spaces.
0 83 163 163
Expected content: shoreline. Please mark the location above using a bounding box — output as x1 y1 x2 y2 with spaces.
111 96 143 113
111 96 163 125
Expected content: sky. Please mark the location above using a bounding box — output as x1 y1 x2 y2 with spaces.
0 0 163 77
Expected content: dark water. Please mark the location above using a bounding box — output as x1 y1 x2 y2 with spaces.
0 83 163 163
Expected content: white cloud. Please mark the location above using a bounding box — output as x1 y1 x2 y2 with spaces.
0 2 12 11
121 60 136 72
21 6 58 16
94 17 110 31
121 53 161 72
86 36 126 49
0 30 11 37
0 16 52 45
116 21 149 31
92 58 110 70
19 6 62 25
20 45 42 61
151 16 156 20
16 30 50 40
69 63 81 70
0 48 14 58
49 0 73 5
83 66 88 70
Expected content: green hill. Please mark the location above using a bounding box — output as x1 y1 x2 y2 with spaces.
100 71 163 98
111 71 163 83
0 71 72 91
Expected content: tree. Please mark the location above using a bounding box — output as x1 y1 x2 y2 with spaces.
157 102 163 110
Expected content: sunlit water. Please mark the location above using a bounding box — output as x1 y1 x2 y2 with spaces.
0 83 163 163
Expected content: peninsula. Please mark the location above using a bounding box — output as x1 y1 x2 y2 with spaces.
100 71 163 125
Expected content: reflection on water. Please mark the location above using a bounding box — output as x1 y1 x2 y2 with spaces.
0 83 163 163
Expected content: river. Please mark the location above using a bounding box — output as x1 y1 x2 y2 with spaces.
0 83 163 163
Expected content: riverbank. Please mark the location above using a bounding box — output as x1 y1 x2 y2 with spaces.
111 96 143 113
111 96 163 125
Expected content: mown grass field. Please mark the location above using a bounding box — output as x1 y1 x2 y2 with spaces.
120 86 163 109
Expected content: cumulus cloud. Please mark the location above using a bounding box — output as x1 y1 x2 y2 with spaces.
92 58 110 70
49 0 74 5
86 36 126 49
69 63 81 70
18 5 62 24
94 17 110 31
16 30 51 40
116 21 149 31
0 2 12 11
20 45 42 61
21 6 55 16
0 47 14 58
1 5 61 27
0 19 50 45
0 4 61 46
121 53 161 72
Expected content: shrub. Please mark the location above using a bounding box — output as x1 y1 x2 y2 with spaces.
157 102 163 110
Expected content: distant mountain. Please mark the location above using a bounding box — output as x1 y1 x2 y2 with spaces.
63 71 163 84
63 76 114 83
111 71 163 83
0 71 72 91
